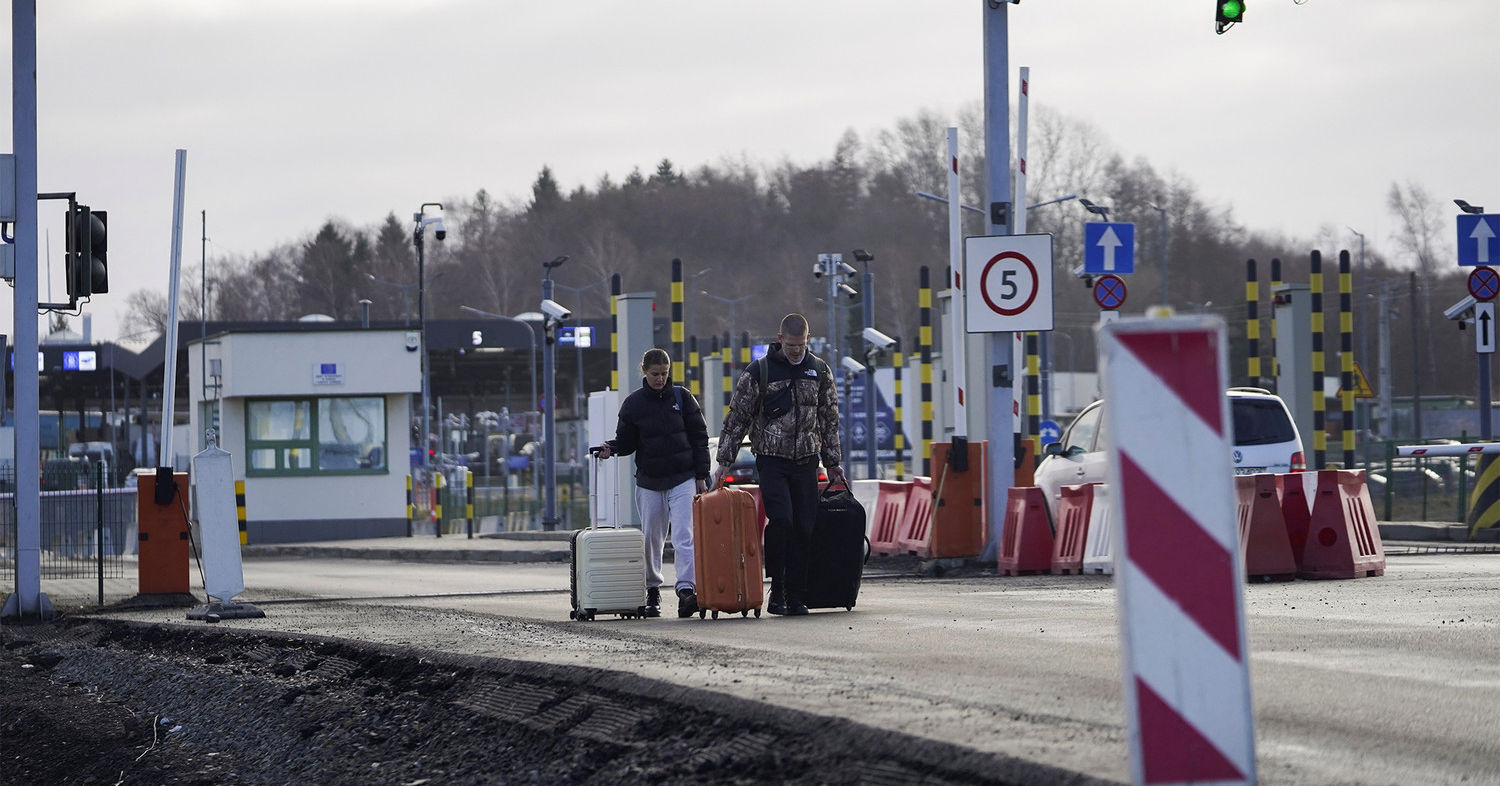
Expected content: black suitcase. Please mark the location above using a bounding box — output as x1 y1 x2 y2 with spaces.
803 483 869 611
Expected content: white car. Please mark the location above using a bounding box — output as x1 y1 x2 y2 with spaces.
1034 387 1305 516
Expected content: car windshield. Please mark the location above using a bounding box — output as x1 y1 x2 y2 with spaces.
736 445 755 465
1231 399 1297 446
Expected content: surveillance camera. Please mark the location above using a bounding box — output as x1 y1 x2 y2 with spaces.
838 262 858 277
838 283 859 300
862 327 896 350
840 356 867 374
1444 295 1478 323
540 299 572 321
812 263 825 279
433 217 447 241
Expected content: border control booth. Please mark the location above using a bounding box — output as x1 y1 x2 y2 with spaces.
187 328 420 543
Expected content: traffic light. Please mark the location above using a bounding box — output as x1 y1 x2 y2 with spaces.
66 204 107 298
1216 0 1245 33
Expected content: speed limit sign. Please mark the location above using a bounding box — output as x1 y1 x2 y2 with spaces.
964 234 1054 333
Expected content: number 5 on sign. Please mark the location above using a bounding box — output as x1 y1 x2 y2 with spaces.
964 234 1054 334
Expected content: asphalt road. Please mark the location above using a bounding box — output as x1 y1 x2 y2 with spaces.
90 551 1500 785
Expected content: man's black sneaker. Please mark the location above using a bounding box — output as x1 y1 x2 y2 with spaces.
677 588 699 618
645 587 662 618
784 596 809 616
767 581 786 615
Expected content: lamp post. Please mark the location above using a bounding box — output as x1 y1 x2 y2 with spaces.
413 202 445 472
697 290 752 337
1348 226 1369 441
1148 202 1170 307
853 248 879 479
366 272 418 326
541 255 569 530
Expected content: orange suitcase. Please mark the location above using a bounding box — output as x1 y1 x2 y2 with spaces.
691 485 764 619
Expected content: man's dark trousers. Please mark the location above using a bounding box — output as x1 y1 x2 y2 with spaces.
756 455 821 599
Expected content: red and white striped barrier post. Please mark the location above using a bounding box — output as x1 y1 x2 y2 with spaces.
1102 317 1256 786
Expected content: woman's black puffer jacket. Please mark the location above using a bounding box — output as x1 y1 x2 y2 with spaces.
607 378 710 491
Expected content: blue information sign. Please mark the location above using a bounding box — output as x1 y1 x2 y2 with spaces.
1039 419 1062 446
1083 222 1135 274
1457 215 1499 267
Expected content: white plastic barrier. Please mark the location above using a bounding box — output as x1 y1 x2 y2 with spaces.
1081 483 1114 575
850 479 881 541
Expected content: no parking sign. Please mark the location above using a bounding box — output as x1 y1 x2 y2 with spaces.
964 234 1054 333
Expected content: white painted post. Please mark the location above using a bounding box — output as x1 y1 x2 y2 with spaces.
947 127 968 440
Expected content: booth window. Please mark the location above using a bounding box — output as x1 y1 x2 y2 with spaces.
246 397 387 475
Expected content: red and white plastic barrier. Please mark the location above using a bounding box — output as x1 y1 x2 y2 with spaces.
1235 474 1297 582
869 481 910 557
897 476 935 557
1050 483 1095 575
997 486 1053 576
1300 469 1385 580
1102 317 1256 785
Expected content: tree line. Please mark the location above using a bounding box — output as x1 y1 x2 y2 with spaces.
122 103 1473 408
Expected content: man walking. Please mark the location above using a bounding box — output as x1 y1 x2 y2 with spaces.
713 314 846 616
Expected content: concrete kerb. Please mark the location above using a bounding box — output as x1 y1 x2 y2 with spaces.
237 522 1470 566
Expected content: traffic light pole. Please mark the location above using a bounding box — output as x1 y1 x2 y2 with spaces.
3 0 49 622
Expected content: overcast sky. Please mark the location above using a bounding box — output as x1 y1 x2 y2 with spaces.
1 0 1495 345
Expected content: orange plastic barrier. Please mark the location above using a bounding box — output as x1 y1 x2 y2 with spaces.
998 486 1054 576
928 441 987 559
1235 474 1297 582
1278 473 1313 565
869 481 910 557
1300 469 1385 580
137 471 191 596
896 476 936 556
1050 483 1095 575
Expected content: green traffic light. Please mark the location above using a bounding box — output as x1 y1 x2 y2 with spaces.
1220 0 1244 20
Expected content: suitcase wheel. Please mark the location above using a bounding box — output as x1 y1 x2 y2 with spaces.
569 610 577 621
712 610 719 620
698 609 706 620
740 610 748 617
754 608 761 618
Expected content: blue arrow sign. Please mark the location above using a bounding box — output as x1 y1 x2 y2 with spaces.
1083 222 1135 274
1458 215 1500 267
1039 419 1062 446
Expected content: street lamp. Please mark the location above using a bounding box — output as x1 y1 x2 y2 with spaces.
1078 198 1110 221
1148 202 1170 306
366 272 418 326
698 290 752 336
541 255 569 530
413 202 445 471
1456 199 1486 215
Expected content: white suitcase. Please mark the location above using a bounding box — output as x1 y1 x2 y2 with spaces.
570 451 647 621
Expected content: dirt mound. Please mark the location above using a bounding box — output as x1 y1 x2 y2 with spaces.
2 617 1103 785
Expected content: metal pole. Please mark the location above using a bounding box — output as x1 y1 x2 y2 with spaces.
981 0 1017 562
1479 354 1493 439
863 263 877 479
160 150 188 468
542 277 558 530
6 0 48 620
947 128 968 441
415 219 430 471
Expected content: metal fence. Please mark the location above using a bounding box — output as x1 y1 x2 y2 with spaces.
0 463 138 603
